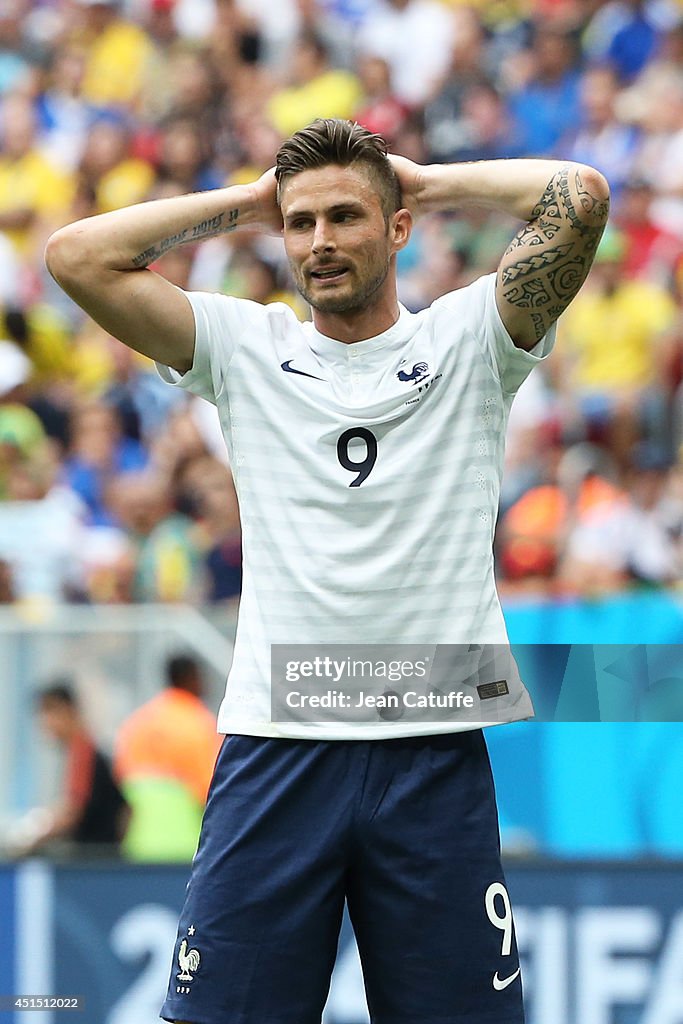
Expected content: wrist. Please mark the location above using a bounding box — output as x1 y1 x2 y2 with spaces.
415 163 466 215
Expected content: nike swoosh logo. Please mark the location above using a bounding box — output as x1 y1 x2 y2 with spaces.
493 968 520 991
281 360 324 381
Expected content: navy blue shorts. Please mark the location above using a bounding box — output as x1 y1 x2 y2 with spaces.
161 730 523 1024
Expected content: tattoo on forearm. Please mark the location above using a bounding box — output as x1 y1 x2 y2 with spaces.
498 165 609 342
191 214 223 238
132 207 239 268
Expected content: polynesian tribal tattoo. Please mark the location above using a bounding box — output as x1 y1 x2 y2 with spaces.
499 166 609 343
132 208 239 268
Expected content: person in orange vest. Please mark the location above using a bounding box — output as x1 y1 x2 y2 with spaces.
114 654 221 861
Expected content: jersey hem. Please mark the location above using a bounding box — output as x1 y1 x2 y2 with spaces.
215 711 534 740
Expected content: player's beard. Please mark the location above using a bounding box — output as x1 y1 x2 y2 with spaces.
294 256 391 315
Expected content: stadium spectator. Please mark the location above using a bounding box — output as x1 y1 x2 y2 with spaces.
399 216 467 309
182 455 242 602
114 654 220 861
71 0 156 113
11 681 128 856
627 65 683 239
583 0 666 83
267 29 362 137
455 82 520 163
499 443 625 589
506 27 582 155
357 0 457 108
500 369 559 513
0 453 86 603
557 227 677 465
35 45 101 174
163 45 224 129
229 0 301 69
0 341 90 602
560 65 639 200
354 54 408 144
77 113 155 215
422 7 501 164
0 0 32 97
62 400 148 525
102 332 183 444
156 115 223 193
0 337 42 473
104 470 203 602
208 0 266 100
0 91 74 271
615 177 681 282
560 443 683 590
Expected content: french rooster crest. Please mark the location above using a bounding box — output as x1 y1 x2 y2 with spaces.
177 937 201 981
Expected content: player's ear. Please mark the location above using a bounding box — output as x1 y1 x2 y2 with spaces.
389 208 412 253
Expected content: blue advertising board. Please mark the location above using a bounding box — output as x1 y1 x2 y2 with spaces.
504 592 683 646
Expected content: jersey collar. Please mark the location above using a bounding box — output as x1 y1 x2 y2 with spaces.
305 304 414 362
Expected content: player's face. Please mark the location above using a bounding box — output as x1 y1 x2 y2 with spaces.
281 164 397 315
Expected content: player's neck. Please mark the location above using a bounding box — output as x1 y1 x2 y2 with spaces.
312 291 401 345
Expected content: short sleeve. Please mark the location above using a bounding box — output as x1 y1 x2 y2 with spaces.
477 273 557 395
435 274 556 397
155 289 245 405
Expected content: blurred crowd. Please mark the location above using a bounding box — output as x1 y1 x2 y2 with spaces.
0 0 683 605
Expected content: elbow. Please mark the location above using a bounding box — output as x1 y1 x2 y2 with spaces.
44 224 98 287
574 164 611 221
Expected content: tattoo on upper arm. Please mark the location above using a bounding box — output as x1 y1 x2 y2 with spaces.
501 242 573 284
498 166 609 346
558 171 610 234
529 312 545 341
132 208 239 268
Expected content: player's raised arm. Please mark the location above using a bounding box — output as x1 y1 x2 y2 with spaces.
44 170 281 374
391 156 610 351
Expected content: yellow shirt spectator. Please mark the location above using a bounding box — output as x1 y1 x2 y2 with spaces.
81 18 155 110
96 157 156 213
560 278 677 393
0 149 74 255
268 69 364 138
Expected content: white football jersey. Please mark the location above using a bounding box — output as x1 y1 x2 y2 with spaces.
157 273 556 739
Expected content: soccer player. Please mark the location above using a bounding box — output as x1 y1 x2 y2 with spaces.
45 119 609 1024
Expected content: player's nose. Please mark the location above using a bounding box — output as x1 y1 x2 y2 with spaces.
311 219 335 255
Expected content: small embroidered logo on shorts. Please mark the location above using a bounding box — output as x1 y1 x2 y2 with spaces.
477 680 509 700
176 926 201 994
